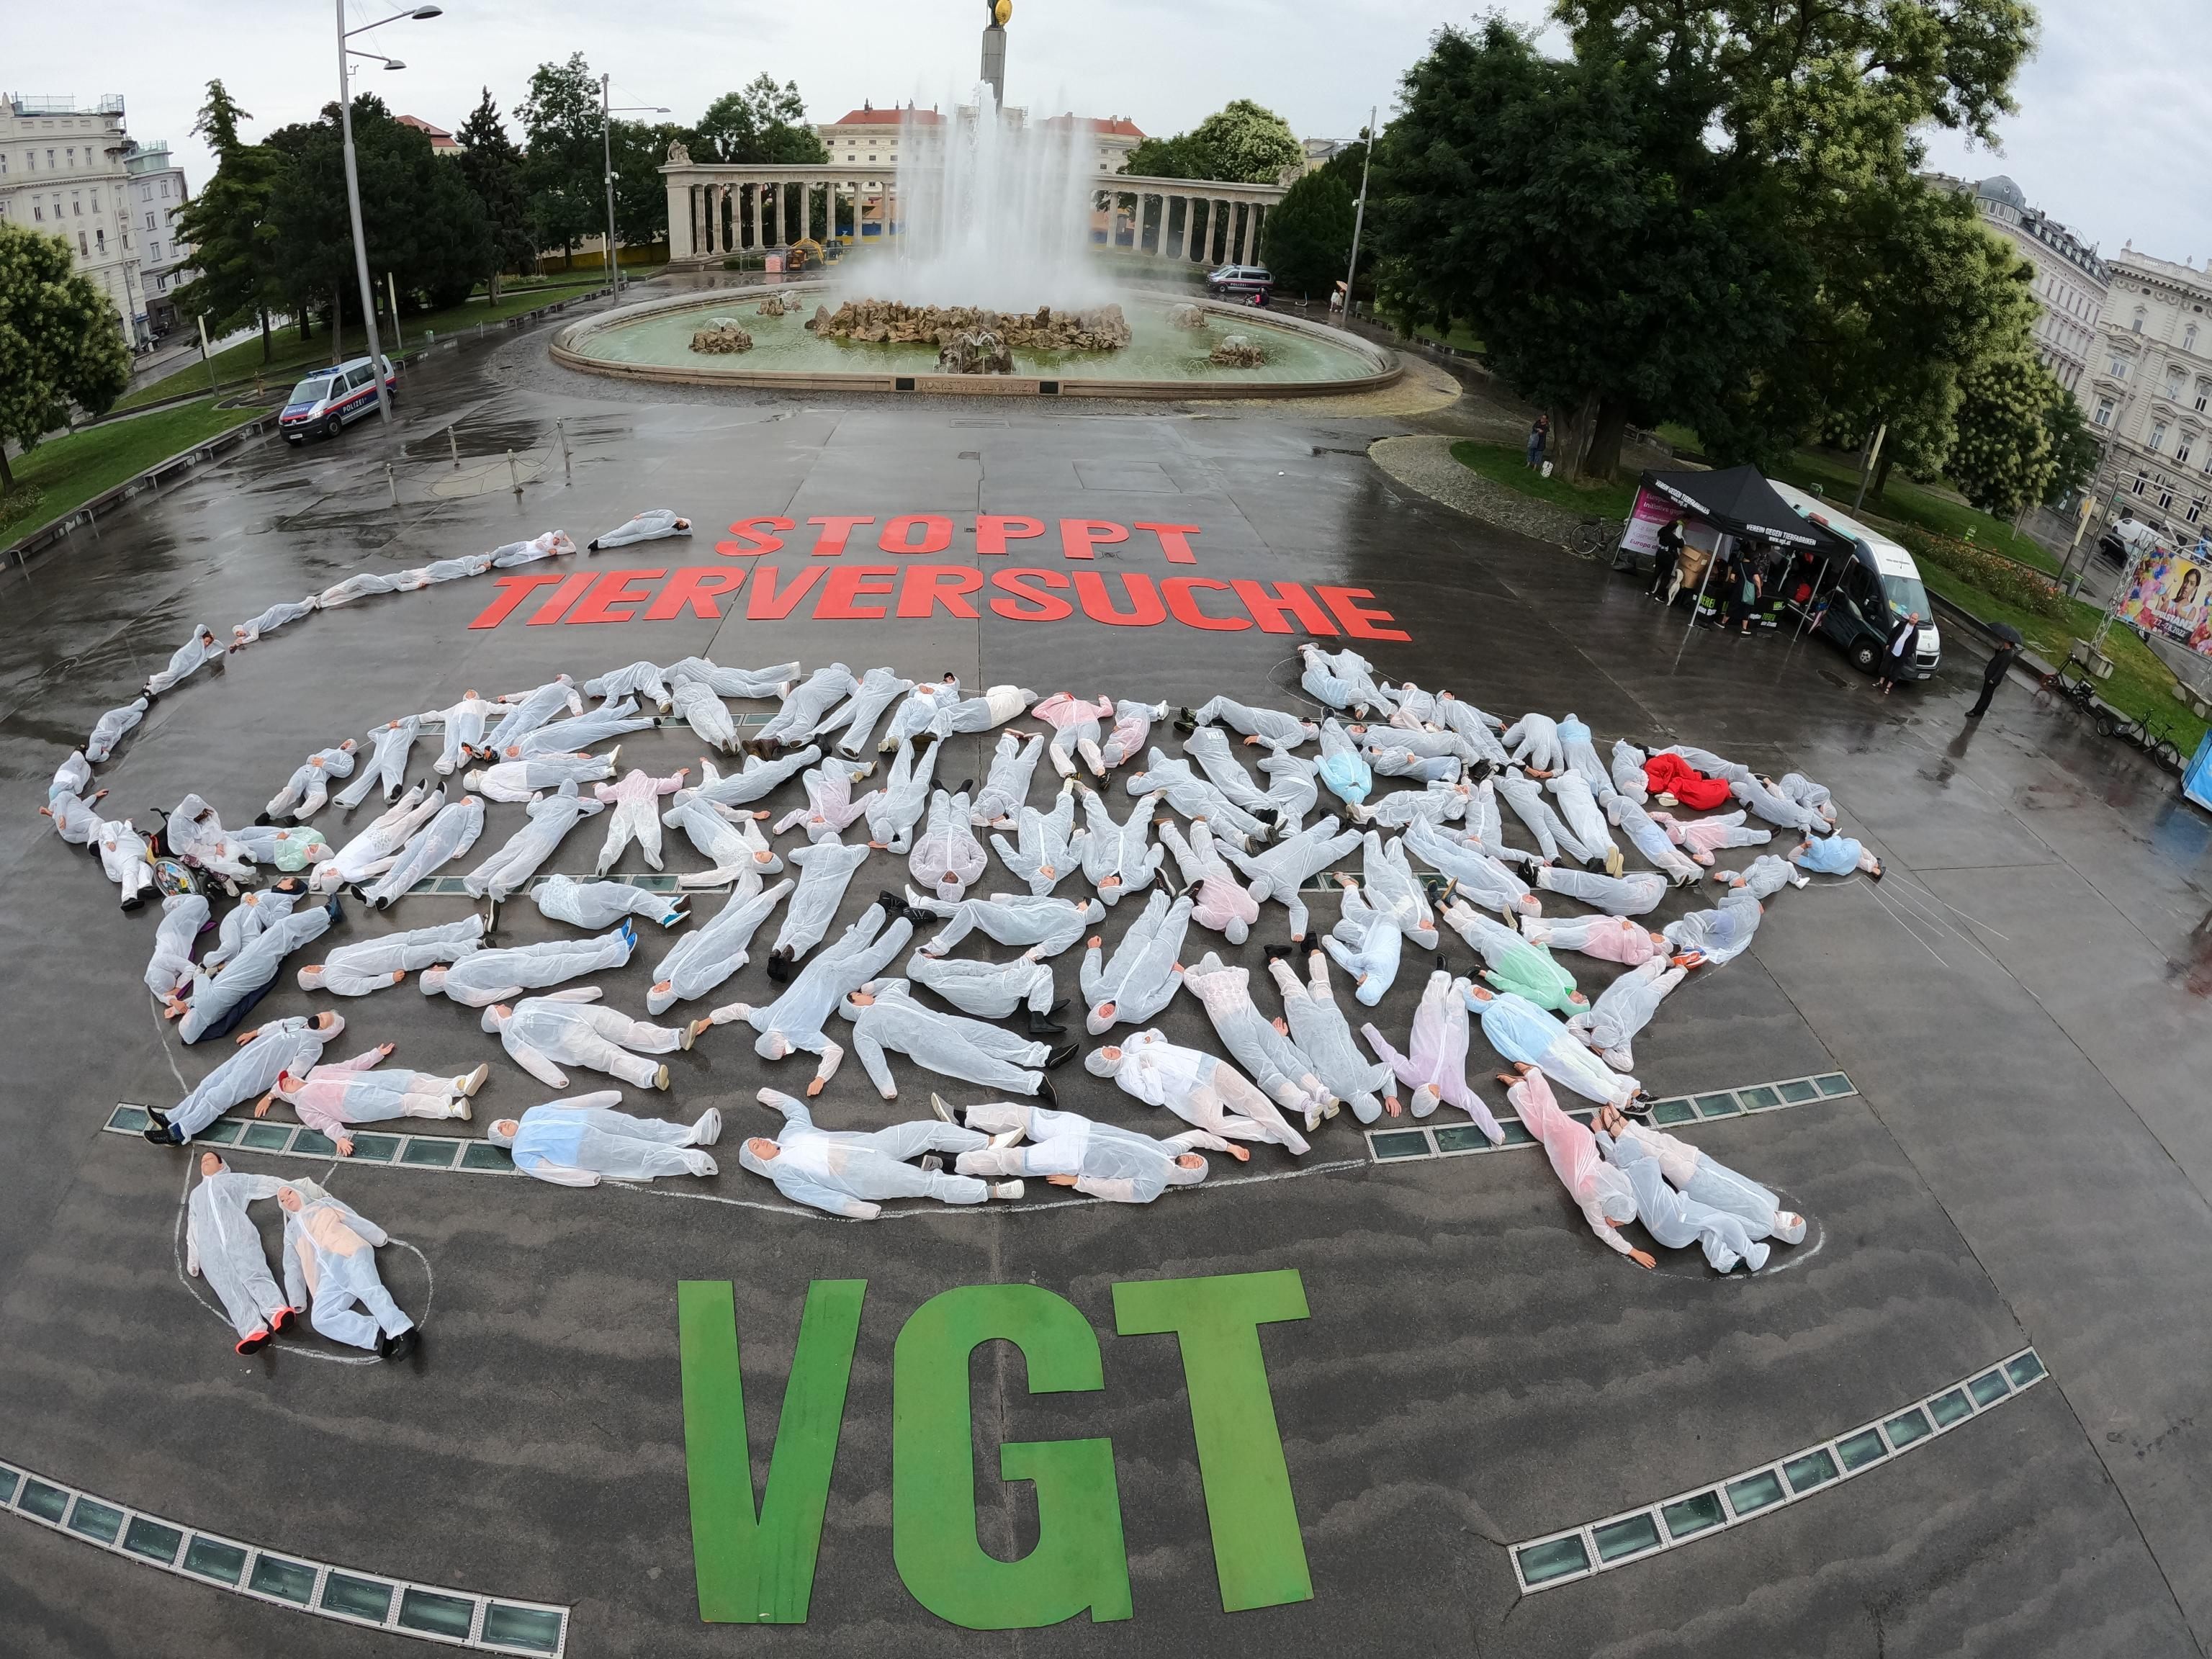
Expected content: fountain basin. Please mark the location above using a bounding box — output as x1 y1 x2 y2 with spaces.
551 284 1399 399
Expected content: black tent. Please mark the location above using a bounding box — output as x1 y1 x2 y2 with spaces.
1639 465 1856 558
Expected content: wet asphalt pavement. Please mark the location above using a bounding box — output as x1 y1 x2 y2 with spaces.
1 307 2211 1658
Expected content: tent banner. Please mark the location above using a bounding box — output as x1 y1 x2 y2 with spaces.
1621 487 1679 557
2116 541 2212 657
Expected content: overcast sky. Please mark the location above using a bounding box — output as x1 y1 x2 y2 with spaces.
13 0 2207 266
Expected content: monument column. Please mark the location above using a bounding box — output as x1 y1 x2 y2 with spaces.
752 183 765 251
1234 200 1251 265
701 184 714 255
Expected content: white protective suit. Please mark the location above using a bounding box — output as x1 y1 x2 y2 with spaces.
1255 742 1320 835
1547 771 1623 869
1267 950 1395 1123
757 664 858 747
1125 750 1267 848
532 873 686 930
42 790 104 847
315 786 444 892
1403 817 1539 919
1182 952 1332 1124
96 817 155 909
423 693 500 775
511 698 655 759
1603 1118 1807 1244
972 732 1045 827
1097 698 1169 772
648 873 792 1014
1220 817 1362 941
318 570 428 608
1609 740 1650 804
666 657 801 700
1079 888 1192 1035
462 786 605 900
811 666 914 757
481 989 690 1089
1502 713 1565 775
1715 853 1805 900
491 1092 720 1184
1494 771 1586 864
588 509 691 551
421 924 635 1005
740 1089 989 1218
910 787 986 901
50 750 91 803
361 795 484 909
145 626 222 696
163 794 256 881
1084 1031 1310 1155
1363 741 1462 785
1075 785 1166 904
297 916 485 995
281 1189 416 1350
202 884 302 972
264 741 358 821
990 785 1079 895
1534 863 1667 916
1469 988 1641 1110
1518 911 1668 968
957 1104 1230 1202
173 899 336 1045
156 1015 346 1142
1181 726 1282 821
584 660 673 710
773 837 872 959
1187 696 1316 749
1606 791 1704 884
774 760 879 845
333 718 422 809
1031 692 1115 778
86 697 149 761
1322 880 1403 1006
1352 779 1470 830
1732 773 1825 833
711 904 914 1084
231 597 318 649
906 945 1058 1021
489 529 580 567
1777 772 1838 827
863 737 937 853
663 793 782 886
693 745 821 809
1653 809 1772 866
1663 889 1764 966
229 822 330 873
186 1161 289 1345
670 679 739 753
1362 971 1498 1134
1298 642 1390 715
1159 819 1259 944
1568 958 1687 1071
483 677 584 752
1597 1128 1766 1273
146 894 210 997
1510 1070 1645 1262
922 683 1035 742
839 979 1055 1100
912 890 1101 958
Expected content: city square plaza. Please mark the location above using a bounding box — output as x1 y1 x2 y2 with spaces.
1 294 2211 1658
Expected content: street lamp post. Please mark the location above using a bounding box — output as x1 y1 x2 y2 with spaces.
336 1 441 426
600 77 670 297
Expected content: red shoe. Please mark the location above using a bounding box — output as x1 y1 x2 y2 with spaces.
270 1306 299 1335
235 1328 271 1355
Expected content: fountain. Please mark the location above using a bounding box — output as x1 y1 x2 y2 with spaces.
555 85 1396 398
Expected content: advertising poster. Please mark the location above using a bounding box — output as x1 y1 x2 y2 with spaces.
2116 541 2212 657
1619 487 1681 557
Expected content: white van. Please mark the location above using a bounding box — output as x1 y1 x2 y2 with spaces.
1769 482 1943 680
279 355 396 444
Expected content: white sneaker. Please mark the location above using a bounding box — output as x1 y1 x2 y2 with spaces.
450 1099 471 1123
992 1180 1025 1200
988 1129 1023 1149
930 1093 955 1125
461 1063 490 1097
693 1107 722 1146
654 1064 671 1090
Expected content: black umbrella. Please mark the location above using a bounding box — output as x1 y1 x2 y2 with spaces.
1987 622 2025 645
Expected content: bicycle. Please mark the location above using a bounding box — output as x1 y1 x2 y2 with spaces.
2095 704 2190 772
2034 660 2100 716
1566 518 1620 562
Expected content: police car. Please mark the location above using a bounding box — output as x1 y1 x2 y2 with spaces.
278 355 397 444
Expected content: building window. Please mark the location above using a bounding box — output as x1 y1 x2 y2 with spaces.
2191 498 2206 526
2189 325 2200 354
32 203 42 221
45 150 55 167
2197 382 2211 412
148 239 159 260
2160 485 2176 510
2151 422 2168 452
89 190 98 212
2134 472 2149 495
158 178 170 198
2110 354 2131 378
66 147 76 166
77 231 87 254
94 228 104 252
2181 439 2196 466
144 210 154 230
2169 367 2186 400
2134 310 2146 334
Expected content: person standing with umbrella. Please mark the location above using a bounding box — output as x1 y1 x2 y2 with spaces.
1966 625 2023 719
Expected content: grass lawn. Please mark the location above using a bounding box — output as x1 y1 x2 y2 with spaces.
1 400 260 545
1766 448 2060 574
115 274 612 413
1413 322 1484 354
1450 440 1640 519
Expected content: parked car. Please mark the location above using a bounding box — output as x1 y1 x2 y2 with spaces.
2097 517 2170 570
279 355 396 444
1205 264 1273 300
1769 481 1943 680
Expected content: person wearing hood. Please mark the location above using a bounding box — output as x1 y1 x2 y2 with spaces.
490 1092 721 1185
1710 853 1807 901
333 717 423 809
774 758 881 844
1360 971 1497 1136
480 989 706 1090
1266 948 1395 1123
202 881 305 972
86 696 149 763
1789 833 1884 880
1493 770 1584 865
583 660 675 711
462 786 606 902
318 569 430 608
1651 807 1773 866
971 732 1046 827
489 529 579 567
483 676 585 752
261 739 358 822
1608 739 1650 804
917 681 1036 745
951 1100 1241 1202
1218 817 1362 943
1254 739 1321 835
1403 818 1539 920
839 979 1070 1102
145 892 211 999
739 1088 1013 1217
989 783 1079 896
1567 957 1687 1072
1776 772 1838 827
161 793 258 882
1555 715 1611 794
1349 778 1470 830
906 945 1064 1033
1505 1065 1651 1267
359 794 485 910
230 597 318 650
1362 739 1462 786
664 791 782 886
1321 875 1404 1007
1298 642 1391 716
277 1184 416 1359
1074 784 1167 904
508 698 656 759
1661 889 1764 966
145 625 222 697
1501 712 1564 777
647 872 793 1014
767 835 873 973
1182 951 1334 1127
421 922 637 1006
670 677 741 754
1030 691 1116 778
592 767 688 873
1158 818 1259 944
230 821 331 873
665 657 801 701
1441 899 1585 1014
1124 751 1271 849
1182 724 1281 819
415 552 496 583
1084 1031 1310 1155
588 509 691 551
319 780 445 900
530 873 686 930
811 666 914 758
1519 910 1669 968
1546 770 1625 873
1466 985 1643 1110
862 734 938 855
1604 788 1705 885
909 786 988 902
1179 696 1316 750
1079 889 1192 1035
711 903 914 1092
143 1013 348 1145
1313 718 1373 809
756 664 859 749
1532 863 1666 916
911 887 1102 958
297 917 484 997
95 814 156 909
40 786 106 848
186 1153 294 1352
464 750 618 804
271 1043 488 1150
1095 698 1169 773
1594 1102 1807 1246
165 896 339 1045
422 691 501 775
1593 1115 1766 1272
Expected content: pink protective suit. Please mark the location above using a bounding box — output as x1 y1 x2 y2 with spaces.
1158 819 1259 943
1510 1069 1644 1260
594 768 687 872
1650 809 1772 866
1030 693 1116 778
1359 970 1501 1140
1519 912 1668 966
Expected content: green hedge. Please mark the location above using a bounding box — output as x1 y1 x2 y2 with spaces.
1897 527 2073 621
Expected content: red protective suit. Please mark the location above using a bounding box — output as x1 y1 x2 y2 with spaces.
1642 752 1732 811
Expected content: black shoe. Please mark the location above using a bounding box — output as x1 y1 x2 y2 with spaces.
253 812 274 827
1028 1009 1067 1038
1046 1043 1079 1071
765 947 793 985
379 1328 418 1363
958 780 974 796
270 1305 297 1335
1036 1074 1058 1107
1174 709 1198 734
120 891 145 912
1264 943 1295 963
324 895 344 924
877 890 907 916
143 1124 183 1146
1253 806 1280 826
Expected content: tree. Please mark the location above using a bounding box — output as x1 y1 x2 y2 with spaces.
695 76 826 164
1122 100 1303 184
1261 170 1355 300
520 53 604 261
1948 348 2061 514
2041 390 2099 507
170 81 291 359
0 222 132 490
457 89 534 300
1371 20 1804 480
1122 132 1202 178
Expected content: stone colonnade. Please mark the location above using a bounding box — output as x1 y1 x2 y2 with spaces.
659 161 1287 270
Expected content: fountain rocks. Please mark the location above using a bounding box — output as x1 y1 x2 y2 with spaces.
756 294 792 318
690 318 755 354
808 300 1132 354
937 331 1015 375
1168 302 1209 331
1209 333 1267 367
